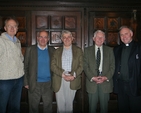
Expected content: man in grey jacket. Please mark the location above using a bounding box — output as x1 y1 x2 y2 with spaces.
84 30 115 113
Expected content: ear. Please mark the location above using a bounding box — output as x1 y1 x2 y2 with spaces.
61 37 63 41
130 30 133 37
37 37 39 42
93 37 95 41
4 26 6 31
47 38 50 42
72 37 74 40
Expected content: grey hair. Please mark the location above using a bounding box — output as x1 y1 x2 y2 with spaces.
37 30 49 38
119 26 133 32
4 17 19 26
93 30 105 39
61 30 73 38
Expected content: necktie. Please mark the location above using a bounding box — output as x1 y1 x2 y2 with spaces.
97 48 101 75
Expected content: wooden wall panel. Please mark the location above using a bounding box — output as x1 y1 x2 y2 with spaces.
87 12 133 47
32 11 82 48
0 1 141 113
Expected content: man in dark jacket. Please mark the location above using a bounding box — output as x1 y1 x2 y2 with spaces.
24 30 54 113
113 26 141 113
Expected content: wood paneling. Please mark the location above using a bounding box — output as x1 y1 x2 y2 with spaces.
0 1 140 113
32 11 82 48
87 11 135 47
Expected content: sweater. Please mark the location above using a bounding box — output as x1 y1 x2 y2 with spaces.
0 32 24 80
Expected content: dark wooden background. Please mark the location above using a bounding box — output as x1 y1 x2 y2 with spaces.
0 0 141 113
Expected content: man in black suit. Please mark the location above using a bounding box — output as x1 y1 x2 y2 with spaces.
113 26 141 113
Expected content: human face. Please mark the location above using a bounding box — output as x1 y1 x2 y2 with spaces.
120 28 133 44
4 19 18 38
37 31 49 48
93 32 105 47
62 33 73 48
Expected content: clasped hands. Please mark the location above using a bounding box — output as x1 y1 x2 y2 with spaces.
92 76 107 84
62 72 75 82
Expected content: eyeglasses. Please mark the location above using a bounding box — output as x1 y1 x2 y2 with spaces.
38 36 48 39
6 25 18 29
62 36 72 39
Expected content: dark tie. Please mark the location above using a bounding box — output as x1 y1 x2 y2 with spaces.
97 48 101 75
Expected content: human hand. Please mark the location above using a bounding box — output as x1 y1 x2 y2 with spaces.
25 85 29 89
92 76 107 84
63 74 75 81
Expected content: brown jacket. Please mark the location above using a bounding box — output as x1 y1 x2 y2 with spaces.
51 45 83 92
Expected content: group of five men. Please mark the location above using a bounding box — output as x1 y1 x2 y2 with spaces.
0 17 141 113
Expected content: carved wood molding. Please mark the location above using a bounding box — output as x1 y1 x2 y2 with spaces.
0 1 141 10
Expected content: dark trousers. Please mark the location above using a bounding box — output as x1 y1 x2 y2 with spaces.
88 85 109 113
0 77 23 113
28 81 53 113
118 80 141 113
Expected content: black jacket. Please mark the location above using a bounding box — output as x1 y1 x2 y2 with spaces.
113 41 141 96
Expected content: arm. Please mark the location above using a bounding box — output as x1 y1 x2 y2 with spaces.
24 47 31 89
71 48 83 78
51 49 65 78
67 48 83 81
83 47 97 81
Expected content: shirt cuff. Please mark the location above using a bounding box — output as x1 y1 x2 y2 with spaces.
73 72 76 78
90 77 93 82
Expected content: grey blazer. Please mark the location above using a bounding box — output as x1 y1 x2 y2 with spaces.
24 45 54 93
84 45 115 93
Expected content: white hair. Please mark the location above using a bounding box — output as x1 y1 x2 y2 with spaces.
93 30 105 39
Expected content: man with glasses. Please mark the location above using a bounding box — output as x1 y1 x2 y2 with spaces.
0 17 24 113
51 30 83 113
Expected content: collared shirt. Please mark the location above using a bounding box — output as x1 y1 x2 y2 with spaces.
5 33 17 43
62 45 72 72
95 45 103 73
37 44 47 50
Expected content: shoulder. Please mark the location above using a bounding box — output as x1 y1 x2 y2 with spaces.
113 44 122 51
26 45 37 52
84 45 94 51
27 45 37 49
72 45 82 51
0 33 8 41
48 46 55 51
53 46 63 54
103 45 112 49
133 41 141 47
48 46 55 50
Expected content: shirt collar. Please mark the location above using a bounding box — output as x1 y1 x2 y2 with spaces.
124 40 133 47
5 33 17 42
37 44 47 50
95 45 102 50
63 45 72 50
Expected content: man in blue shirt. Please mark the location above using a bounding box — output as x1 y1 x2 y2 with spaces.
24 30 54 113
